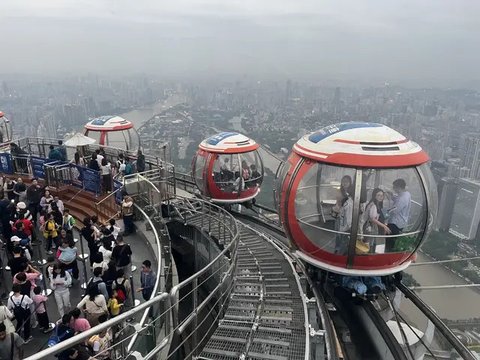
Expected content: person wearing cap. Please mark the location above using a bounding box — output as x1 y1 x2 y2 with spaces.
10 236 31 262
26 178 42 224
14 201 33 223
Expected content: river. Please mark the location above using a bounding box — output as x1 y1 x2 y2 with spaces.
402 252 480 326
120 94 186 127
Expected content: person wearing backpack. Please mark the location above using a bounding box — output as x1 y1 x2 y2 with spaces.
50 264 72 317
111 234 132 276
62 209 76 235
7 284 33 342
0 322 24 360
112 269 131 309
87 267 109 301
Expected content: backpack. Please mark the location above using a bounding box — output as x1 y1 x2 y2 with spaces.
113 279 127 303
48 325 72 347
124 163 133 175
63 215 75 231
10 295 28 320
85 279 104 296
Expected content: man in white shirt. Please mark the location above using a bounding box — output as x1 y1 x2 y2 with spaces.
95 150 104 168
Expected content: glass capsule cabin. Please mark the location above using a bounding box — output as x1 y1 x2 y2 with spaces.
277 123 438 276
84 116 140 151
193 132 264 203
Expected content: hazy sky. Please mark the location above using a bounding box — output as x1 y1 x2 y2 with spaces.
1 0 479 86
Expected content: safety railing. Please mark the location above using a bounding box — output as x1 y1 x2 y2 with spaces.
166 196 239 359
175 171 197 193
94 186 123 221
6 137 242 359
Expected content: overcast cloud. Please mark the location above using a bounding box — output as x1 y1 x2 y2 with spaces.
1 0 479 86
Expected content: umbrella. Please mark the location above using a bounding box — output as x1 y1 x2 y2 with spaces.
64 133 96 147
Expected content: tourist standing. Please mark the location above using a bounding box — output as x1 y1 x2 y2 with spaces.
137 260 156 301
50 264 72 317
121 196 135 235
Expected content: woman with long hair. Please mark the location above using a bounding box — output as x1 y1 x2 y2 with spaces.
50 263 72 317
332 186 354 255
77 285 108 326
363 188 391 251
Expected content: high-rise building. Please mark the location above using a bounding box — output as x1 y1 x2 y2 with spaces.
450 178 480 240
436 178 458 232
461 134 480 180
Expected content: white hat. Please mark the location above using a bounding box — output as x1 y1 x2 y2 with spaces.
10 236 22 242
16 202 27 210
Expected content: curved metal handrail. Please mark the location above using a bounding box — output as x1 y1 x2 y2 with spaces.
25 293 171 360
297 213 423 239
126 202 164 352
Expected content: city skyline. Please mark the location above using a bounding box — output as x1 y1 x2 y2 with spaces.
1 1 480 88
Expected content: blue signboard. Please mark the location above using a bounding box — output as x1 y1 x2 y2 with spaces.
113 179 123 204
0 153 13 174
82 167 101 194
206 132 238 146
308 122 383 143
30 156 48 179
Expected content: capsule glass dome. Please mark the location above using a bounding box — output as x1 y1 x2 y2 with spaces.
193 132 264 203
277 122 437 276
0 111 13 144
84 116 140 151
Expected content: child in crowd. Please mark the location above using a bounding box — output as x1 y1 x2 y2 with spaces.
107 289 123 317
33 286 53 333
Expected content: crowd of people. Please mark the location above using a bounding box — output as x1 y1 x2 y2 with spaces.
328 174 412 298
331 175 412 255
215 156 262 192
0 175 156 359
46 140 147 196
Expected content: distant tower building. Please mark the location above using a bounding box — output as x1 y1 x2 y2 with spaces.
461 134 480 179
450 178 480 240
285 79 292 102
436 178 458 232
333 87 341 115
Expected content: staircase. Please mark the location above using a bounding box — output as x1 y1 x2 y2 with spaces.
198 226 307 360
6 175 119 229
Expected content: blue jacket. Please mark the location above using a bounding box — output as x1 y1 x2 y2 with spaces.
140 270 156 298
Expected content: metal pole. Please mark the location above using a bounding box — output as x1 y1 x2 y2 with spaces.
129 275 138 306
192 277 198 357
397 282 476 360
77 233 89 289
